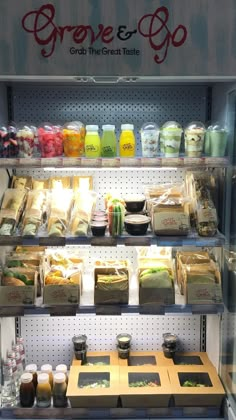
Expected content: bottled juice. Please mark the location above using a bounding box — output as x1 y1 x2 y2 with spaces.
101 125 117 157
119 124 136 157
85 125 101 158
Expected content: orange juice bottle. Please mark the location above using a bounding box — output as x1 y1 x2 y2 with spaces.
119 124 136 157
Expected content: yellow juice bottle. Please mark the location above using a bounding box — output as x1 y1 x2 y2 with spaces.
85 125 101 158
119 124 136 157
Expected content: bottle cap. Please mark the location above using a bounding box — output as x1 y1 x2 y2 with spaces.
37 373 49 384
102 125 115 131
26 364 37 373
21 373 33 384
56 364 67 374
121 124 134 131
54 373 66 384
41 364 52 373
86 125 99 131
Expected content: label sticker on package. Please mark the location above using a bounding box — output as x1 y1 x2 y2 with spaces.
41 157 62 167
101 158 120 168
153 212 189 234
62 157 81 167
81 158 101 167
197 208 217 223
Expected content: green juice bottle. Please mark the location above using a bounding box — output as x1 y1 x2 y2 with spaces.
101 125 117 157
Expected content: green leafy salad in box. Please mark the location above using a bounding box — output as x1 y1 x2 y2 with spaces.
139 263 173 288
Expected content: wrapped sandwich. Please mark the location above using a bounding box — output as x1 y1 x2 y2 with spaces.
21 190 48 236
0 189 27 236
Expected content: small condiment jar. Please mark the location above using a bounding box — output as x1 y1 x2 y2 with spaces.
55 364 68 384
25 364 38 391
53 373 67 408
36 373 51 408
40 364 53 389
20 372 35 407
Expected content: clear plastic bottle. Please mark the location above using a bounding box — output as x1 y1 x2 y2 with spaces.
85 125 101 158
19 373 35 407
16 337 26 370
101 125 117 157
53 373 67 408
1 360 16 407
40 364 53 389
12 345 24 378
119 124 136 157
55 364 68 384
36 373 51 408
7 352 20 402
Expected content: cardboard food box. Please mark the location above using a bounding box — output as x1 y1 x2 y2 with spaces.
172 352 214 367
43 271 81 305
118 351 174 367
183 267 223 305
72 351 119 367
168 366 225 407
119 366 171 408
94 267 129 305
0 269 37 306
150 203 190 236
67 365 119 408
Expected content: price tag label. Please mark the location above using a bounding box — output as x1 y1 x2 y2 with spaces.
50 306 77 317
125 237 151 246
41 157 63 167
0 158 18 167
139 304 165 315
62 157 81 167
0 236 22 246
141 158 161 167
101 158 120 168
91 237 117 246
39 237 66 246
19 158 41 167
161 157 182 167
184 157 205 166
81 158 101 168
96 305 121 316
120 158 141 167
0 307 24 317
204 157 229 167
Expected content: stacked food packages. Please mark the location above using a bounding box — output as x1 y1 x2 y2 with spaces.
94 259 130 304
105 194 126 236
176 251 222 304
137 247 175 305
145 183 190 236
43 250 85 305
185 171 218 236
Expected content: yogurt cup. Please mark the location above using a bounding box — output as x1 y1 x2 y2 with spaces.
184 122 206 157
140 122 159 158
161 121 183 158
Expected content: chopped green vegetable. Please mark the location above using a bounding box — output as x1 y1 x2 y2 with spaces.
182 380 207 387
129 380 159 388
79 379 110 389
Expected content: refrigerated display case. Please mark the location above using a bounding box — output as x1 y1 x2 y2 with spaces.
0 1 236 419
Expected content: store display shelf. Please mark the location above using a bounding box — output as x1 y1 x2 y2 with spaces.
0 156 230 169
0 405 222 419
0 231 226 247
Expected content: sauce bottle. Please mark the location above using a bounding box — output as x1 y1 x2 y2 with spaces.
85 125 101 158
55 364 68 384
119 124 136 157
25 364 38 391
40 364 53 389
101 125 117 157
20 373 35 407
36 373 51 408
53 373 67 408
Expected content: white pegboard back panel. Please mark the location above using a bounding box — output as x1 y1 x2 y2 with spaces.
21 315 201 368
12 84 207 156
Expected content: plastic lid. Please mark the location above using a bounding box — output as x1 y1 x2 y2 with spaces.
37 373 49 384
161 121 182 131
21 372 33 384
26 364 37 373
208 122 227 132
124 194 145 202
72 335 87 344
185 121 206 131
86 125 99 131
63 121 84 131
141 122 159 131
121 124 134 131
102 125 115 131
116 333 132 342
54 372 66 384
124 215 151 225
41 364 52 373
56 364 67 374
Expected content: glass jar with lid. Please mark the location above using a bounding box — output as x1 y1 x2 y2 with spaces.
160 121 183 157
62 121 85 157
53 373 67 408
36 373 51 408
85 125 101 158
140 122 159 158
41 364 53 389
101 125 117 157
184 121 206 157
20 372 35 407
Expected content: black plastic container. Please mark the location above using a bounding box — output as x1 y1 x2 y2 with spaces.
91 222 107 237
124 195 146 213
72 335 87 351
74 347 88 362
124 215 150 236
117 347 130 359
116 333 132 350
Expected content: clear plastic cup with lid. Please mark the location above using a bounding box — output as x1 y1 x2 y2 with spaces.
116 333 132 349
207 122 228 157
62 121 85 157
160 121 182 157
184 121 206 157
140 122 159 158
16 124 35 158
